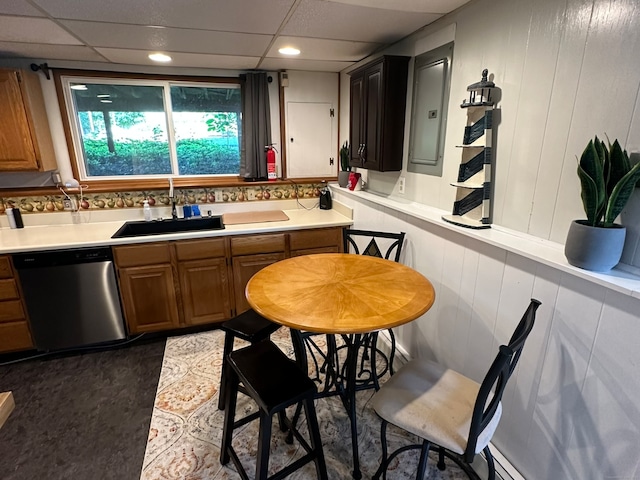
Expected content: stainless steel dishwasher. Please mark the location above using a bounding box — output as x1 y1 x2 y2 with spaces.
13 247 127 351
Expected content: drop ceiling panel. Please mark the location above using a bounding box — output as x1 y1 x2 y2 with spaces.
0 0 46 16
281 0 442 43
268 36 380 62
259 58 355 73
325 0 471 14
96 48 260 70
62 21 273 57
0 42 107 62
0 16 83 45
32 0 296 34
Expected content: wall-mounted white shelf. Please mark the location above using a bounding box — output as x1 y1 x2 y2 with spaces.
332 186 640 300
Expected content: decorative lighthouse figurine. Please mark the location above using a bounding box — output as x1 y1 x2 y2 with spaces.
442 69 497 229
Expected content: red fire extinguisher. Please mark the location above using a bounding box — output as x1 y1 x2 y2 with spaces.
266 144 277 181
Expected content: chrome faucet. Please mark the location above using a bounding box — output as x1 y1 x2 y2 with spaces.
171 197 178 220
169 177 177 220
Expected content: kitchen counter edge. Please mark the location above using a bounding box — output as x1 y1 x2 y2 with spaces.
0 207 353 254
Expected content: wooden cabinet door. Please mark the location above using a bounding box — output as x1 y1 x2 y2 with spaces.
118 264 181 333
363 63 383 171
179 257 232 325
232 253 285 315
349 73 364 168
0 70 39 171
348 56 409 172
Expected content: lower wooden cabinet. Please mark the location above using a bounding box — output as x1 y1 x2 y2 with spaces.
114 238 232 334
113 227 343 334
117 264 181 334
232 253 286 314
0 256 33 353
176 238 232 326
289 227 343 256
179 257 232 325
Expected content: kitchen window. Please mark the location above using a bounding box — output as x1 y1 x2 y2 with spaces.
57 71 242 182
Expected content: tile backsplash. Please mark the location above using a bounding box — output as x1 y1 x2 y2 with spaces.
0 183 324 215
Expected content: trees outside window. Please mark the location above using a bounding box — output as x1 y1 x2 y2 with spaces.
61 76 241 180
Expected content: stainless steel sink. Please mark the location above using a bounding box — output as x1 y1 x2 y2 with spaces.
111 216 225 238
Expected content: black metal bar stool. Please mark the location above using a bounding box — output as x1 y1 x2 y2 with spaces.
218 309 281 410
220 340 328 480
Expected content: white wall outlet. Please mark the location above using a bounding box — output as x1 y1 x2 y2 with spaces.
215 190 223 202
247 189 256 200
398 176 406 194
63 198 78 211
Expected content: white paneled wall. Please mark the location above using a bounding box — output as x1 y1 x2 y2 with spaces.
340 0 640 265
333 189 640 480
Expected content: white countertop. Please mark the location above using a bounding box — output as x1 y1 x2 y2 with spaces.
0 200 353 254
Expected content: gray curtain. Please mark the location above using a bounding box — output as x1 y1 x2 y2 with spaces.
239 72 271 180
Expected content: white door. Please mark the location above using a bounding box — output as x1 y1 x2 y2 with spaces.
286 102 334 178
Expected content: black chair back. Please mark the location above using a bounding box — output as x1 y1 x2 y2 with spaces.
343 229 405 262
464 298 541 461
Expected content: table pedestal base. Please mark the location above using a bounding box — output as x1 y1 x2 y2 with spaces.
290 330 384 479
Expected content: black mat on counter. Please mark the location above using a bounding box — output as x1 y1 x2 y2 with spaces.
0 337 166 480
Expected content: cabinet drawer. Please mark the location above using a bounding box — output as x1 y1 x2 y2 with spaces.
114 243 171 267
175 238 227 261
231 234 286 256
289 228 343 251
291 246 340 257
0 257 12 279
0 300 25 323
0 321 33 352
0 279 19 301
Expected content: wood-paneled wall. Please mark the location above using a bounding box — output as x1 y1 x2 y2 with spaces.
334 189 640 480
342 0 640 270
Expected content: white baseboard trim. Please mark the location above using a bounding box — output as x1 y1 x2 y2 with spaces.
489 446 525 480
375 330 526 480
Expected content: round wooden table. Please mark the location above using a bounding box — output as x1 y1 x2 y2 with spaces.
246 253 435 479
246 253 434 333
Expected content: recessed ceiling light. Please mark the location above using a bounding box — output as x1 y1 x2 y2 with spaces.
97 94 110 98
70 84 87 90
148 52 172 63
100 99 113 103
278 47 300 56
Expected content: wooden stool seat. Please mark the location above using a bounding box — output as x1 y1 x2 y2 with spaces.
222 309 281 342
221 341 328 480
218 309 281 410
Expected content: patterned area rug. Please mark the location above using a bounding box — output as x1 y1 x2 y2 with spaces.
140 329 468 480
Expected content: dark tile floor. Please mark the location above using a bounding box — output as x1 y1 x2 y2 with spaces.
0 337 166 480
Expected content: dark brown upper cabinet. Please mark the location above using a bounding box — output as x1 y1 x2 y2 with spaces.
349 55 410 172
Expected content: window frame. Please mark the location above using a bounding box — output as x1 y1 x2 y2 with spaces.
54 69 247 191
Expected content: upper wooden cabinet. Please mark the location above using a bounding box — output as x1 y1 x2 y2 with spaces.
0 68 57 172
349 56 410 172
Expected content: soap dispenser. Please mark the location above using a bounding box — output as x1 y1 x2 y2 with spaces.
143 199 152 221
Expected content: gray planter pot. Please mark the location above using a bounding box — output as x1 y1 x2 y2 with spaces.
338 171 350 188
620 188 640 269
564 220 626 272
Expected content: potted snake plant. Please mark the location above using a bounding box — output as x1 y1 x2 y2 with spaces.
565 136 640 271
338 141 351 187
